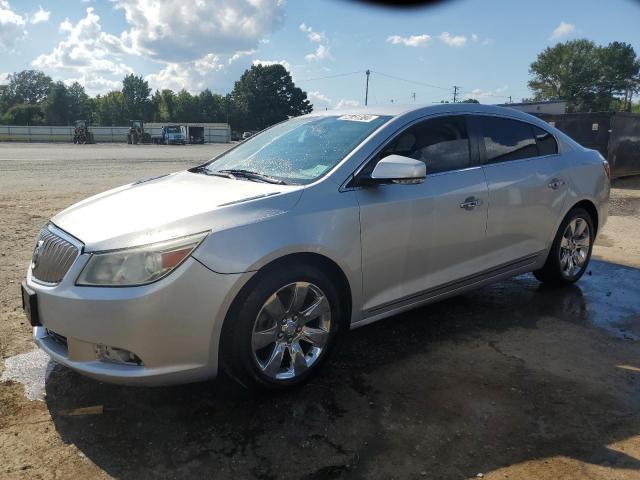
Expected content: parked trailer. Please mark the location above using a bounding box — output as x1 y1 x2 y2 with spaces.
536 112 640 178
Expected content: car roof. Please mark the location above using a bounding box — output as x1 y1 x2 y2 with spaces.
312 103 544 123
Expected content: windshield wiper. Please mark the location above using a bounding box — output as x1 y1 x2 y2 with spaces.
217 169 287 185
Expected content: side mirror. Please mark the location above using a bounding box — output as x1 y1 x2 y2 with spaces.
363 154 426 186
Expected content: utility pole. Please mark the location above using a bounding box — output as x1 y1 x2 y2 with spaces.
453 85 460 103
509 95 512 104
365 69 370 106
411 92 416 102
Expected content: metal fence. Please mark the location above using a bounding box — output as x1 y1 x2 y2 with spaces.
536 112 640 178
0 124 231 143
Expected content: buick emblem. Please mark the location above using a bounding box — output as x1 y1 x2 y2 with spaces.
32 240 44 269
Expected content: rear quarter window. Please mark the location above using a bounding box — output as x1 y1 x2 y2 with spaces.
533 125 558 156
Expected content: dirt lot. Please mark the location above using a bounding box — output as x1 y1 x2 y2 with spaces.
1 143 640 480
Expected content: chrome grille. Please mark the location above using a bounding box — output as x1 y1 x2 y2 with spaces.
31 225 80 284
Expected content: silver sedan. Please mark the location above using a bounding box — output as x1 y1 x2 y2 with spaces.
22 104 610 389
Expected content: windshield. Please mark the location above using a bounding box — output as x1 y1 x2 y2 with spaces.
198 114 390 184
166 126 181 133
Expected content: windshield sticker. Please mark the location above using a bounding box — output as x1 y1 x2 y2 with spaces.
338 114 379 122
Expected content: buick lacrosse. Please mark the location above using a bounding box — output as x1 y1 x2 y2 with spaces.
22 104 609 389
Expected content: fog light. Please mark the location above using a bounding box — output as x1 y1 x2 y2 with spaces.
95 344 143 366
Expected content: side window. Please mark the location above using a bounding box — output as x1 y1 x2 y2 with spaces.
377 116 471 174
533 125 558 156
479 116 538 163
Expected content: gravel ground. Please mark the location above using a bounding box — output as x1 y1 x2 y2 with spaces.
1 143 639 480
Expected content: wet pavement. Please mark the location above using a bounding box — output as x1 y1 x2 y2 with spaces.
30 260 640 479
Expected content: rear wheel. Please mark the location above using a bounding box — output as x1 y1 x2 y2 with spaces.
533 207 594 286
222 264 342 390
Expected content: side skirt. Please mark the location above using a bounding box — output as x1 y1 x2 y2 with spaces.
350 252 543 330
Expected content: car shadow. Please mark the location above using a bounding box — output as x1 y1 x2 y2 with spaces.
45 260 640 479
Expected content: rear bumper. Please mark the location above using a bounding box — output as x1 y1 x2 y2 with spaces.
26 257 248 386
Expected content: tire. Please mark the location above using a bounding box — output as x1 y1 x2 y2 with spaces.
222 263 343 390
533 207 594 286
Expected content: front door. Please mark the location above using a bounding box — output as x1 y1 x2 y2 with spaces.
355 115 489 317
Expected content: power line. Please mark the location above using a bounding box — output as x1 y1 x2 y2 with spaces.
296 70 364 83
369 70 451 91
365 70 371 106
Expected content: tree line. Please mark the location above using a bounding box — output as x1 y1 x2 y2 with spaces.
0 64 312 132
1 39 638 131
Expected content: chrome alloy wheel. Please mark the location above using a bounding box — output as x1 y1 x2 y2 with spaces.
559 217 591 278
251 282 331 380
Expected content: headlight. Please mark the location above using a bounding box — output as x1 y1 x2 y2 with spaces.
76 233 207 286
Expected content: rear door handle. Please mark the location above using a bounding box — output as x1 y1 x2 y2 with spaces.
548 178 566 190
459 197 482 210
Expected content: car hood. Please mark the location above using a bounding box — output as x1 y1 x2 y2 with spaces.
52 171 303 251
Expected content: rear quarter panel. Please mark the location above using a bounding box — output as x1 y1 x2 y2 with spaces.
555 148 609 241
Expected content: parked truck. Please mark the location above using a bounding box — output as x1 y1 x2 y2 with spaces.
152 125 186 145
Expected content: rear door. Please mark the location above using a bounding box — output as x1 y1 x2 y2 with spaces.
471 115 569 266
355 115 490 315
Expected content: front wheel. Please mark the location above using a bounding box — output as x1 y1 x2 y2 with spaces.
533 207 594 286
222 264 342 390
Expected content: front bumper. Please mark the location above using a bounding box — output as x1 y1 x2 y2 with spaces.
26 255 246 386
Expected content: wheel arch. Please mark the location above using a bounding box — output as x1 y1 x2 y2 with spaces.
218 251 353 368
570 199 599 235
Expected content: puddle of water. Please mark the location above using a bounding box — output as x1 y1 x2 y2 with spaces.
1 349 55 401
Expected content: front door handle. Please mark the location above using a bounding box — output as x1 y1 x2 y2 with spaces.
460 197 482 210
548 178 566 190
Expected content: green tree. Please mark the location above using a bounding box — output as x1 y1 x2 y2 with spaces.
151 89 177 122
121 74 151 120
174 89 198 122
528 39 639 112
1 104 45 125
4 70 53 105
460 98 480 103
597 42 640 111
95 91 127 125
66 82 92 122
230 64 312 132
197 89 225 122
43 82 70 125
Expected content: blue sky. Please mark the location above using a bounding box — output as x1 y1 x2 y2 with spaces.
1 0 639 109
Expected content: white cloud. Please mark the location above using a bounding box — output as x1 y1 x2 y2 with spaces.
299 22 331 62
471 33 478 43
305 44 331 62
30 6 50 24
115 0 285 62
0 71 9 83
386 34 431 48
252 58 291 71
299 23 325 43
32 8 134 95
439 32 467 47
228 49 256 64
464 85 508 101
0 1 27 50
550 21 575 40
335 99 360 109
308 90 332 106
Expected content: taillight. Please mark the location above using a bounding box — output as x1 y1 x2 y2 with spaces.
603 160 611 180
